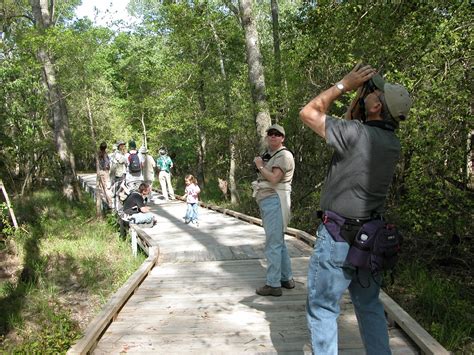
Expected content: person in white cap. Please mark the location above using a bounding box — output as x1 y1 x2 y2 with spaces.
299 63 412 355
156 147 175 201
139 146 156 186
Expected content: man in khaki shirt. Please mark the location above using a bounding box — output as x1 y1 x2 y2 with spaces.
253 123 295 297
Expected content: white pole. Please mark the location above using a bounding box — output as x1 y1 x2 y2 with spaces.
131 228 137 257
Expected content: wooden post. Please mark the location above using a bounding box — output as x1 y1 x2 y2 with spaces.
0 180 18 229
130 228 137 257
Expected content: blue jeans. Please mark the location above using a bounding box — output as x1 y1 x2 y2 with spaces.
185 203 198 222
131 212 154 224
258 194 293 287
306 224 391 355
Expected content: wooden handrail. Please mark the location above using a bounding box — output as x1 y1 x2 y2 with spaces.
73 175 450 355
67 226 159 355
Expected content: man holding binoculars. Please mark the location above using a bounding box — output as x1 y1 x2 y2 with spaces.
299 63 412 354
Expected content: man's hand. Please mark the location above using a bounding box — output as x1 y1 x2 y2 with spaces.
141 206 151 213
339 63 376 93
300 63 376 138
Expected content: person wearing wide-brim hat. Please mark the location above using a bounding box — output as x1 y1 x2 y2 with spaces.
110 140 128 187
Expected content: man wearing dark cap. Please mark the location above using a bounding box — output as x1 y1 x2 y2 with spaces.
252 123 295 297
126 140 144 182
299 63 412 354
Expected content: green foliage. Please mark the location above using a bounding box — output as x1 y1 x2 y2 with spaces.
0 190 145 352
387 263 473 351
1 1 472 351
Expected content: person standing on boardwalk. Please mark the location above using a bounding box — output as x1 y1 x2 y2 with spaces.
97 142 112 208
139 146 156 186
156 147 175 201
125 140 143 183
299 63 412 354
252 123 295 297
111 140 127 186
183 174 201 226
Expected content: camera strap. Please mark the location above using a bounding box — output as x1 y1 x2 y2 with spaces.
263 147 294 161
364 120 396 132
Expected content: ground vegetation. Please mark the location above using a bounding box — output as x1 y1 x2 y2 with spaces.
0 0 472 352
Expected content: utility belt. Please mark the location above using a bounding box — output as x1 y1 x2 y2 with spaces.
318 210 402 276
319 210 376 245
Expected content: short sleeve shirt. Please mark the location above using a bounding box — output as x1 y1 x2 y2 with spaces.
256 148 294 201
320 116 401 219
157 155 173 173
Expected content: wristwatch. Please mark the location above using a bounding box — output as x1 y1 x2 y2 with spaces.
335 82 345 93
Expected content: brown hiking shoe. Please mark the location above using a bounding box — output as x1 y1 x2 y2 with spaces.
281 279 295 289
256 285 282 297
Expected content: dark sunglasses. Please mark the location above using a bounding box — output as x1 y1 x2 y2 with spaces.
267 130 283 137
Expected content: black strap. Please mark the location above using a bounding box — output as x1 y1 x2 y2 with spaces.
364 120 396 131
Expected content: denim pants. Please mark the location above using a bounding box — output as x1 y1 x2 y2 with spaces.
306 224 391 355
258 194 293 287
185 203 198 222
131 212 154 224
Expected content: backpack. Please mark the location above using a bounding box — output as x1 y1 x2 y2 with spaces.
128 153 141 173
109 156 117 176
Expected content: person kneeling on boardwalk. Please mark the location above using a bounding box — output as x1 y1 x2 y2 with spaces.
252 123 295 297
122 183 157 225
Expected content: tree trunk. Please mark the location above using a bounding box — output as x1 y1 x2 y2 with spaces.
140 110 148 149
210 21 240 204
30 0 80 201
239 0 272 152
197 76 207 187
85 95 102 217
271 0 286 123
468 129 474 191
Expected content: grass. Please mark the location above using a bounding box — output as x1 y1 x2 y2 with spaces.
385 262 473 352
0 190 145 353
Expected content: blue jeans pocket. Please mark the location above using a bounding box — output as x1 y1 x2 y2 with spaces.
330 238 350 267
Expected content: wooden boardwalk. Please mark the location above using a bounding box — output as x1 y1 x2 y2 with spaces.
74 174 423 354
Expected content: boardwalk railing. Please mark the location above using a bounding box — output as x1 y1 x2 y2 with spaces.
71 174 450 355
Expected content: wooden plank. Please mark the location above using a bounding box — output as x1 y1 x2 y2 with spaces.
76 174 428 355
379 291 449 355
67 246 159 355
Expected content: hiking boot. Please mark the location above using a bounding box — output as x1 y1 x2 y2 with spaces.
256 285 282 297
281 279 295 289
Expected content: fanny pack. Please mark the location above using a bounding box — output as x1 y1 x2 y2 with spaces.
322 210 403 278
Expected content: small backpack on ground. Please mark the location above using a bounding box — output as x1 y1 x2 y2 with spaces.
128 153 141 173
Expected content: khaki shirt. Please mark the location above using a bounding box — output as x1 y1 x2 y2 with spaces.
256 148 294 202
